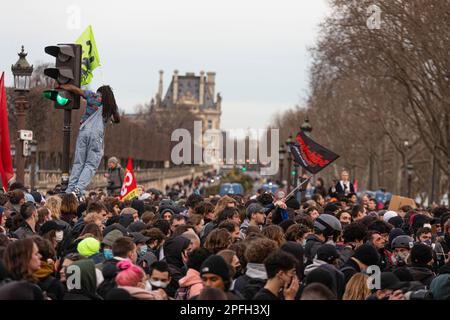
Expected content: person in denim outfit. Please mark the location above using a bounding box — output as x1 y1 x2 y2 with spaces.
57 84 120 197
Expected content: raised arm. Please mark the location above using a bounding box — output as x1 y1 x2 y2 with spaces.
57 84 86 98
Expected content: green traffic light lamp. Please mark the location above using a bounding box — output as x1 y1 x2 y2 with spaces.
42 89 71 107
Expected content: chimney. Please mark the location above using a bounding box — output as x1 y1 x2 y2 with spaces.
199 71 205 105
158 70 164 101
206 72 216 100
173 70 179 103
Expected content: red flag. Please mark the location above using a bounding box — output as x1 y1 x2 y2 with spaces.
353 179 358 193
120 158 138 201
0 72 14 192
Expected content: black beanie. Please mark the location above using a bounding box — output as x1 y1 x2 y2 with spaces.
388 216 403 229
200 255 230 282
286 197 300 210
352 243 380 267
410 243 433 265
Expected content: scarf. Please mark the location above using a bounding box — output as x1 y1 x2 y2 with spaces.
34 261 54 279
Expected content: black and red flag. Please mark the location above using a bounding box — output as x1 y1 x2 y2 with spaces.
290 130 339 174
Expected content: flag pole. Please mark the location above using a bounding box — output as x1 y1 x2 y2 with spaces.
285 174 313 201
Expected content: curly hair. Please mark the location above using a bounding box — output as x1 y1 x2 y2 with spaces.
261 225 285 247
244 238 278 264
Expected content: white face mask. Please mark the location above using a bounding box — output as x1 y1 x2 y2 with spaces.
150 280 169 289
55 231 64 242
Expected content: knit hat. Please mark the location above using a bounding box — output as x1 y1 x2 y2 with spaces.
108 157 119 164
285 197 300 210
200 255 230 282
383 211 398 223
352 243 380 266
77 237 100 257
316 244 339 263
379 272 406 291
388 228 405 248
410 243 433 265
127 221 146 233
430 274 450 300
102 229 123 246
24 193 35 203
246 203 265 219
39 220 64 236
388 216 403 228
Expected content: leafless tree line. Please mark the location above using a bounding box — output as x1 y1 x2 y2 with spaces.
273 0 450 204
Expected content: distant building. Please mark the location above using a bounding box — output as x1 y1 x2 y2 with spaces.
150 70 222 132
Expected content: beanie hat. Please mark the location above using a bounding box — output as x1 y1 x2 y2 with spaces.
430 274 450 300
200 255 230 282
77 237 100 257
411 214 430 231
24 193 35 203
388 216 403 229
388 228 405 248
108 157 119 164
410 243 433 265
316 244 339 263
285 197 300 210
102 229 123 246
383 211 398 223
352 243 380 267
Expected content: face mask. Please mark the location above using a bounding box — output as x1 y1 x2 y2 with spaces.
55 231 64 242
422 240 432 247
139 246 148 257
392 252 409 266
150 280 168 289
103 248 113 260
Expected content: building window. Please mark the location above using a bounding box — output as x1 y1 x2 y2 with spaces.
208 120 213 129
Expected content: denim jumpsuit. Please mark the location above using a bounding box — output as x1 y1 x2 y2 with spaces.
66 91 105 194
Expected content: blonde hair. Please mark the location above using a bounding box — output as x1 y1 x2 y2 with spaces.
343 273 371 300
45 196 62 220
213 196 237 220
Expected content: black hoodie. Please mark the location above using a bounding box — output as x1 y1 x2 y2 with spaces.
163 236 191 296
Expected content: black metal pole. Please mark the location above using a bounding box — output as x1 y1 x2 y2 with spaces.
61 109 72 189
431 150 436 205
407 172 412 198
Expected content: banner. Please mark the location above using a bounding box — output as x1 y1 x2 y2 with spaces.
0 72 14 191
120 158 138 201
76 25 101 86
290 130 339 174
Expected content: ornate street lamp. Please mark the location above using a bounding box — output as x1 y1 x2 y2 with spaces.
11 45 33 184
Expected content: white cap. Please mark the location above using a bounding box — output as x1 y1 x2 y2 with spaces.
383 210 398 223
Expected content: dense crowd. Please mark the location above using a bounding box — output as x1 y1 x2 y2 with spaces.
0 170 449 300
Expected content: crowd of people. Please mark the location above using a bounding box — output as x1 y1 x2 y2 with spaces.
0 169 449 300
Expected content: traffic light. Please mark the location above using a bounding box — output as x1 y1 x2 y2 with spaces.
291 170 296 176
43 44 81 109
241 166 247 172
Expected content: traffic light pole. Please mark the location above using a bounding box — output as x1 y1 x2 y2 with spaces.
61 109 72 189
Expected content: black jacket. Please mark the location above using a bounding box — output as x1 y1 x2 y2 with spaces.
407 264 435 287
304 234 324 263
340 258 361 285
334 181 355 197
37 275 66 300
13 222 36 239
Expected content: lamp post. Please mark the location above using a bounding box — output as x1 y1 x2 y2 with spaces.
279 145 285 186
29 140 38 191
407 163 414 199
285 135 293 193
11 46 33 184
404 139 411 197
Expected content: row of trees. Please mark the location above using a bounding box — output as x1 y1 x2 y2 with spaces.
273 0 450 204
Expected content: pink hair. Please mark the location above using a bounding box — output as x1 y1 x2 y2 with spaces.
115 259 145 287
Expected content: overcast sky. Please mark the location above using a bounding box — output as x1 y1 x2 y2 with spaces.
1 0 329 130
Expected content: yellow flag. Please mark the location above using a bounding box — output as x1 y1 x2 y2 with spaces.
76 25 101 85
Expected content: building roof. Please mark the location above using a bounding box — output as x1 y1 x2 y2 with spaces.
161 74 216 110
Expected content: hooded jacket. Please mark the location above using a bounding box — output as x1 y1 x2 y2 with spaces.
304 234 324 263
407 264 435 287
163 236 191 296
178 268 204 299
63 259 102 300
